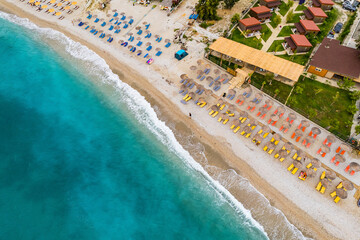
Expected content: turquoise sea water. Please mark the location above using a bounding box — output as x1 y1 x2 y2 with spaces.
0 14 269 239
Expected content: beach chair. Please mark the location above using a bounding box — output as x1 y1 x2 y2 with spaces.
223 78 229 84
334 196 340 203
121 15 126 20
157 37 162 42
146 46 152 51
212 111 219 117
263 145 268 151
117 21 122 26
245 133 251 138
200 76 205 81
330 191 337 197
109 18 114 22
93 31 98 35
165 42 171 48
143 53 148 58
268 148 274 154
320 186 326 194
94 18 99 23
113 12 118 17
101 22 106 27
145 23 150 29
123 24 128 28
316 182 322 191
136 41 143 46
288 164 294 172
87 14 92 19
233 126 240 133
84 26 89 30
214 76 220 81
137 30 143 35
129 19 134 25
109 25 114 31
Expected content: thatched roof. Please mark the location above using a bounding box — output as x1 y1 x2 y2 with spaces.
209 38 304 82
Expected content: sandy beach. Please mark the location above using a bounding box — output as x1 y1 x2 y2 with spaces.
1 0 360 239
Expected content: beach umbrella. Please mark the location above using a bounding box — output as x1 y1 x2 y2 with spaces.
197 59 204 65
41 5 48 8
248 119 258 127
325 170 337 180
136 37 141 40
114 26 120 30
135 26 141 30
214 81 221 88
146 42 151 46
321 178 331 188
288 113 297 121
145 30 150 34
321 146 330 154
261 125 270 133
306 168 316 178
188 92 195 98
326 135 336 144
342 181 354 191
112 9 117 12
197 97 206 103
123 21 128 24
219 113 228 120
197 70 203 75
205 89 212 95
228 89 236 96
334 154 346 164
295 150 305 161
293 160 303 169
107 34 112 38
155 48 161 52
99 18 104 21
237 95 246 103
190 66 197 71
120 12 125 15
295 129 303 136
282 121 291 129
276 106 285 114
204 64 211 69
231 119 241 127
165 39 170 43
217 98 225 105
107 14 111 17
214 69 220 75
243 126 252 134
127 32 133 36
186 79 194 86
243 86 252 94
98 30 104 33
154 34 160 38
114 17 119 20
253 134 263 143
278 149 288 158
227 104 235 112
300 119 310 128
271 114 279 122
255 93 263 101
211 105 219 111
143 21 147 25
179 85 187 92
339 143 351 152
258 107 267 115
221 74 229 79
310 158 321 168
349 162 360 171
127 45 133 49
128 16 133 19
206 76 213 82
267 142 276 150
303 136 314 145
93 15 98 18
336 188 348 199
247 101 256 109
118 40 124 44
283 142 293 151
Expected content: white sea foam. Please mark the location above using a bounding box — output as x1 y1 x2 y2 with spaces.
0 11 308 239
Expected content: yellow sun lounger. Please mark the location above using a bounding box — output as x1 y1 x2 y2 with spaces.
212 111 219 117
288 164 294 171
228 113 234 117
320 171 326 180
334 196 340 203
274 153 279 159
274 140 279 145
241 117 247 123
271 138 275 142
220 104 225 110
217 117 222 122
336 182 343 189
258 129 263 134
263 146 268 151
320 186 326 194
279 157 285 162
330 191 337 197
200 102 206 107
223 119 229 124
316 182 322 191
183 94 188 100
263 133 269 138
230 124 236 129
240 131 246 136
233 126 240 133
306 163 312 169
245 133 251 138
292 153 298 160
185 96 192 101
209 110 214 115
268 149 274 154
291 168 298 175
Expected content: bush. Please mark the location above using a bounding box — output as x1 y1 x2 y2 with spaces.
338 12 357 43
231 13 240 23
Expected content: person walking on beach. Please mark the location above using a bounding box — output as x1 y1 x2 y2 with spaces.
189 113 192 119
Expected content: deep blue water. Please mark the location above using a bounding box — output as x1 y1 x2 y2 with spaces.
0 15 268 240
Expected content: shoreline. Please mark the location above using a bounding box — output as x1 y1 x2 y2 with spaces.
0 1 353 239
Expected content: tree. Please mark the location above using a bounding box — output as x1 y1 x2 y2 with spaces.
294 85 303 95
231 13 240 24
347 104 358 115
274 89 280 98
310 74 317 81
355 125 360 135
196 0 220 21
223 0 239 9
273 15 281 26
350 90 360 101
264 72 274 85
261 81 266 90
286 10 294 23
288 0 294 7
331 91 339 106
337 77 354 91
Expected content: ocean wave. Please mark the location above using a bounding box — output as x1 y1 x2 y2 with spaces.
0 11 306 239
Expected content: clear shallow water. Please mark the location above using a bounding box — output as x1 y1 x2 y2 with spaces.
0 14 269 239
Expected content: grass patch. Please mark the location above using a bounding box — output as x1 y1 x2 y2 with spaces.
288 77 354 138
267 40 285 52
277 25 294 37
229 28 263 49
261 24 272 42
250 72 293 103
270 13 279 28
295 4 307 11
279 2 290 16
286 13 302 23
338 12 357 43
277 53 310 65
199 21 214 29
308 8 339 45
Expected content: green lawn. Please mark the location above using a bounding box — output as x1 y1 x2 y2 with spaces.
250 72 292 103
295 4 307 11
277 25 294 37
286 13 302 23
279 2 290 16
270 12 280 28
267 40 285 52
261 24 272 42
287 78 354 137
229 28 263 50
277 53 310 65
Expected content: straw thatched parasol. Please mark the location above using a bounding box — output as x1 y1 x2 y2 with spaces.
127 32 133 36
188 92 195 98
326 135 336 143
243 86 252 94
321 146 330 154
334 154 346 163
282 122 291 129
180 74 189 80
217 98 225 105
243 125 252 133
206 76 213 82
272 133 281 141
211 105 219 111
98 30 104 33
279 149 288 157
197 59 204 65
349 162 360 171
288 113 297 120
339 143 351 152
155 48 161 52
262 125 270 133
296 150 305 161
304 137 314 145
190 65 197 71
197 69 204 75
311 127 321 136
165 39 170 43
197 97 206 103
283 142 293 151
118 39 124 44
265 99 274 107
146 42 151 46
310 158 321 168
306 168 316 178
342 181 354 191
128 16 133 19
155 34 160 38
248 119 258 126
214 69 220 75
321 178 331 188
214 82 221 88
179 85 187 92
258 107 267 115
127 45 133 49
99 18 104 21
143 21 147 25
107 14 111 17
136 37 141 40
204 63 211 69
219 113 228 120
221 74 228 79
136 50 142 55
336 188 348 199
271 114 279 121
90 26 95 29
254 134 263 143
326 170 337 180
248 101 256 109
300 119 310 127
228 89 236 96
196 84 204 91
239 110 248 118
120 12 125 15
227 104 236 112
205 89 212 95
293 160 303 169
276 106 285 114
231 119 241 127
112 9 117 12
295 129 303 136
255 93 263 101
187 79 194 86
